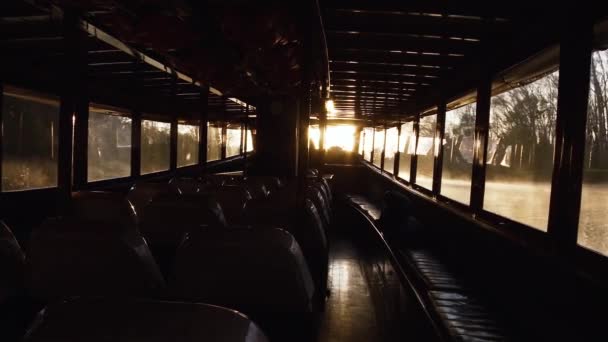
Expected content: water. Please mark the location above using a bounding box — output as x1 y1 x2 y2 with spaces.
440 180 608 257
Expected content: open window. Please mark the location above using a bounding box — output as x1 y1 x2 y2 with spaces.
226 123 242 158
372 127 385 168
383 126 399 173
415 108 438 190
207 122 222 162
1 86 59 191
87 105 132 182
397 121 415 182
140 119 171 174
177 123 199 167
441 95 477 204
483 47 560 231
578 20 608 256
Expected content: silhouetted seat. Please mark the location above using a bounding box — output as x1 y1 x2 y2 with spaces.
0 220 25 304
198 185 252 224
170 228 315 315
139 193 227 274
306 184 332 228
344 194 381 221
427 291 506 341
169 177 201 195
127 182 180 219
24 297 269 342
26 217 165 301
290 199 329 305
0 221 30 341
401 250 464 291
71 191 138 228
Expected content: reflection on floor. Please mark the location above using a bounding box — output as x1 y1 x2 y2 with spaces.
317 239 383 342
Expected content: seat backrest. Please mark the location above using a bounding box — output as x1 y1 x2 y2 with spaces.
198 185 252 224
26 217 165 301
306 185 331 227
379 190 413 234
71 191 138 228
127 182 179 219
139 193 227 248
24 297 270 342
169 177 201 195
0 221 26 303
289 199 328 295
319 177 332 202
170 228 315 314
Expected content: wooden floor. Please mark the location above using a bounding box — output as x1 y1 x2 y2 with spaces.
317 238 383 342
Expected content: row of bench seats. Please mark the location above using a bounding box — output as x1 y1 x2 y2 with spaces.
0 171 334 341
344 191 509 342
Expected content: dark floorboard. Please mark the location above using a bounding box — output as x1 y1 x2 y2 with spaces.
317 238 383 342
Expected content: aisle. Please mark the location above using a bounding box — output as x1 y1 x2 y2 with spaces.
317 239 382 342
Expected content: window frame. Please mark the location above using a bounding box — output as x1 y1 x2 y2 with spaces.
139 117 172 176
86 104 133 184
1 84 61 192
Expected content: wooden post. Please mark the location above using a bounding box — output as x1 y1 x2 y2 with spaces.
433 100 447 195
470 63 492 213
547 18 593 251
410 115 419 184
199 84 209 170
220 96 227 160
169 74 178 171
58 10 85 198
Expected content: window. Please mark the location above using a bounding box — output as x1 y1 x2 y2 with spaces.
383 127 399 173
2 88 59 191
484 70 559 231
416 112 437 190
372 128 385 168
309 124 320 150
325 124 356 152
398 121 415 182
226 124 242 158
358 130 364 155
362 127 374 161
578 47 608 256
177 123 199 167
441 101 477 204
140 120 170 174
207 122 222 162
244 129 254 153
87 107 132 181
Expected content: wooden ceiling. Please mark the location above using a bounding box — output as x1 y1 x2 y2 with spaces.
320 0 575 119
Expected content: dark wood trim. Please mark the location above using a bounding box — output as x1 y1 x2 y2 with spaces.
410 115 419 184
547 19 594 252
469 61 492 213
169 75 178 171
220 96 227 160
433 100 446 195
243 107 249 174
380 121 387 171
131 110 141 178
199 84 209 171
57 10 84 198
370 120 376 163
0 81 4 190
393 120 401 176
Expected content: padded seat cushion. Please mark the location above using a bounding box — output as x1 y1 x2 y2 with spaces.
25 298 269 342
170 228 315 314
402 250 464 291
27 218 165 300
428 291 506 341
0 221 25 303
344 194 382 221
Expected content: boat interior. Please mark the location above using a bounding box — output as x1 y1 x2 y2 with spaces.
1 1 608 341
